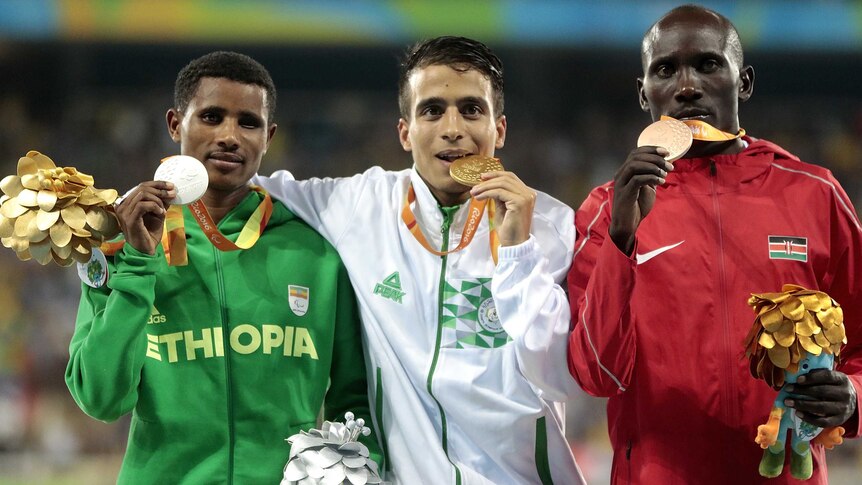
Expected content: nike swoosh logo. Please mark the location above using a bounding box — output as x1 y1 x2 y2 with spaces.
636 241 685 265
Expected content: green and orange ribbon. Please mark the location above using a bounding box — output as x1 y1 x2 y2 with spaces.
162 186 272 266
400 184 499 264
103 186 272 266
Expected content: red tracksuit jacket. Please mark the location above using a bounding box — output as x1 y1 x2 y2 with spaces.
568 138 862 484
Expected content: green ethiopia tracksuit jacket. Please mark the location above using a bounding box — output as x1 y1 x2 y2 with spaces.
66 191 376 484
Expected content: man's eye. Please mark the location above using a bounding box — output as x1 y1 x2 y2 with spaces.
201 113 221 123
239 118 261 128
656 65 674 78
462 105 482 116
702 59 720 72
421 106 442 117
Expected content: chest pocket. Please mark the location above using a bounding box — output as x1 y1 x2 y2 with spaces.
440 277 511 350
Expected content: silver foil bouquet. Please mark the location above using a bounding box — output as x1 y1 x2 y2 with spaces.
281 412 383 485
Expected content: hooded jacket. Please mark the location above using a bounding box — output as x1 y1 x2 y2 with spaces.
67 192 374 484
567 138 862 484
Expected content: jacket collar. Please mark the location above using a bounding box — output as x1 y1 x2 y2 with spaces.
662 136 800 194
408 167 484 247
672 136 799 172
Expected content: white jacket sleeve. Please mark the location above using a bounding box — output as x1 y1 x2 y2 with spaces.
251 170 369 246
492 236 580 402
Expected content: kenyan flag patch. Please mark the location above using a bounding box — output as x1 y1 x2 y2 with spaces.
768 235 808 262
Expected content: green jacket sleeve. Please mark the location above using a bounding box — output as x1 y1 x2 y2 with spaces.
322 259 383 468
65 244 165 422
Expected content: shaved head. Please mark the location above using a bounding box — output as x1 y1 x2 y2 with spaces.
642 4 743 71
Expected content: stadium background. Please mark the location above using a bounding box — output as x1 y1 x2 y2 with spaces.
1 0 861 482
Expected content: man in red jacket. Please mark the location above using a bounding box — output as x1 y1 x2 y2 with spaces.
565 5 862 484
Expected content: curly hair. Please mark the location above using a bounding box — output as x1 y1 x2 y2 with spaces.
174 51 277 124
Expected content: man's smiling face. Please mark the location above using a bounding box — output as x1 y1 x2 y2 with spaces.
398 64 506 206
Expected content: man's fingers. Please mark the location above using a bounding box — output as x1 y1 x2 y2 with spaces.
471 172 534 202
796 369 845 386
787 397 837 416
626 174 666 189
790 385 850 402
138 185 176 204
143 180 176 192
617 159 668 182
129 201 167 221
794 412 839 429
120 181 177 207
473 188 533 207
116 191 166 229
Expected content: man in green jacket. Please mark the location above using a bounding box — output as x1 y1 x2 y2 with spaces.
66 51 375 483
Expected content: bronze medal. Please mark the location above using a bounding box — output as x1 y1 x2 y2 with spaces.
449 155 504 187
637 119 693 163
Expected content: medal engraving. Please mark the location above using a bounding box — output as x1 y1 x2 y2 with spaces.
637 119 693 163
449 155 505 187
154 155 208 205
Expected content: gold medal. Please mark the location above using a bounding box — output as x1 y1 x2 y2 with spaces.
449 155 504 187
637 119 693 163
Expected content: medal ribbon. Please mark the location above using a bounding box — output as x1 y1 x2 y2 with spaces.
400 184 499 264
161 204 188 266
162 185 272 266
661 115 745 141
102 186 272 265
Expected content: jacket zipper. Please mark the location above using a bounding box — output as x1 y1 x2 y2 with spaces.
426 206 462 485
709 161 739 427
214 247 235 484
626 440 632 482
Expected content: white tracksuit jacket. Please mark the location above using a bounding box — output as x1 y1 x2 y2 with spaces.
253 167 585 485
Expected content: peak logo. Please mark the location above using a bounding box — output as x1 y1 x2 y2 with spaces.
373 271 406 304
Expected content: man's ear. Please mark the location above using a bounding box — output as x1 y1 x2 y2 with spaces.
739 65 755 102
166 108 182 143
637 78 650 112
495 115 507 149
263 123 278 155
398 118 412 152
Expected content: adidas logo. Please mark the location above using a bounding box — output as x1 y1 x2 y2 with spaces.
373 271 406 304
147 306 167 325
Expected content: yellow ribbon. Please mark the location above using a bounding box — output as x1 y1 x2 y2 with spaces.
103 186 272 266
163 186 272 266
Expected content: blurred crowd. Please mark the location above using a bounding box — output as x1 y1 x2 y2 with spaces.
2 47 862 482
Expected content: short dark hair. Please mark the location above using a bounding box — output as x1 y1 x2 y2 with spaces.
398 36 504 120
642 4 744 70
174 51 277 124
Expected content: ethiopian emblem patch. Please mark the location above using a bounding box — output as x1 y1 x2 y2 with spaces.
768 235 808 262
288 285 309 317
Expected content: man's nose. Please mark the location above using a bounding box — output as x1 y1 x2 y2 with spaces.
441 109 464 141
674 68 703 101
216 122 240 148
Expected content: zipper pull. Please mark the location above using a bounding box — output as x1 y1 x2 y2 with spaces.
709 160 717 177
440 206 457 234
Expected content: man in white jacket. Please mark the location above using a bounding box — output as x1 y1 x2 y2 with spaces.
254 36 584 484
